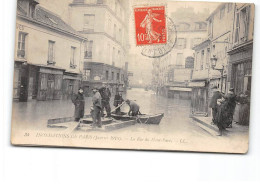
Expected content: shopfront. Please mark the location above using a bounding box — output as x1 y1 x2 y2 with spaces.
228 41 253 94
37 67 64 101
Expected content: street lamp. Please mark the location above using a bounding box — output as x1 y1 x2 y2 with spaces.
210 55 224 92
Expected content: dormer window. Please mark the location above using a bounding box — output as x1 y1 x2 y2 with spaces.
28 0 39 18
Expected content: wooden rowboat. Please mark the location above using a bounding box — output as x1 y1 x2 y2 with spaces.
111 112 164 125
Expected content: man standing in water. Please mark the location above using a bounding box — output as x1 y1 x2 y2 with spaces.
72 88 85 122
91 87 102 128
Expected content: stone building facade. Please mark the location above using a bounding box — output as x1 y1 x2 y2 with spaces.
228 3 254 95
68 0 129 94
14 0 86 101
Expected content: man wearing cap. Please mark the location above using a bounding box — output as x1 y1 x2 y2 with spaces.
99 83 112 117
91 87 102 128
126 100 140 116
72 88 85 122
209 86 222 124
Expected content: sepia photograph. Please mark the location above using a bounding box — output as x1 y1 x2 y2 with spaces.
11 0 255 154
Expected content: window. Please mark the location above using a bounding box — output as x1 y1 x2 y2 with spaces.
176 53 183 66
84 14 95 31
208 19 212 36
85 40 93 59
112 47 115 65
239 7 250 42
113 24 117 38
84 69 91 80
117 73 120 81
201 50 204 70
28 1 37 18
121 74 124 81
176 38 186 49
119 28 122 43
17 32 27 58
70 47 76 67
106 71 109 80
234 13 240 43
48 41 55 64
220 6 225 19
111 72 114 80
118 50 121 66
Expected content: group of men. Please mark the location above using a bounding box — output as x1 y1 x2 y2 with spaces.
209 86 237 136
72 83 140 128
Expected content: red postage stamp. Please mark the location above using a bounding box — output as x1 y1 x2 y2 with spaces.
134 6 167 46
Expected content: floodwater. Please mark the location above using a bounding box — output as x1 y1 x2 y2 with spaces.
12 88 207 137
116 88 206 136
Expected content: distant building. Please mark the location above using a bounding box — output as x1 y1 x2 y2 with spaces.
152 7 208 98
228 3 254 94
68 0 129 95
14 0 86 101
128 54 153 88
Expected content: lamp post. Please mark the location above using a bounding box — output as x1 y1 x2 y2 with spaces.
210 55 224 92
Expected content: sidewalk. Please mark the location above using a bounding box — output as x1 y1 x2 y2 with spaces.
191 115 249 137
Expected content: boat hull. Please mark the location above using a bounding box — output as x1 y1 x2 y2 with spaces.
111 113 164 125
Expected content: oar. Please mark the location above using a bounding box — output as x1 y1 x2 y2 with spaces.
111 101 126 113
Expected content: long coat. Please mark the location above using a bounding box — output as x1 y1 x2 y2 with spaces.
209 91 222 108
72 93 85 119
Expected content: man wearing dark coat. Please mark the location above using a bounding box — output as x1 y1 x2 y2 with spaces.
99 84 112 117
113 91 124 114
72 88 85 122
91 87 102 128
209 86 222 124
224 88 236 127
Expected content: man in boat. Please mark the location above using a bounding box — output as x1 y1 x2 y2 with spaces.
71 88 85 122
125 99 141 116
99 83 112 117
113 90 124 115
91 87 102 128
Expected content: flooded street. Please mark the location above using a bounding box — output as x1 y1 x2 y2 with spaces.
12 88 210 138
116 88 209 137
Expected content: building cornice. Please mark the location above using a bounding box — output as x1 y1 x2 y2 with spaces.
227 40 253 55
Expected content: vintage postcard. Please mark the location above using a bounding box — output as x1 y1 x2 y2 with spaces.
11 0 255 153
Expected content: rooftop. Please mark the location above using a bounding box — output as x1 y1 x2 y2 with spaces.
17 4 85 40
